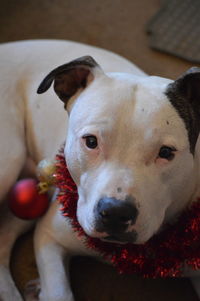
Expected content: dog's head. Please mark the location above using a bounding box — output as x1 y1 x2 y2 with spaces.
38 57 200 244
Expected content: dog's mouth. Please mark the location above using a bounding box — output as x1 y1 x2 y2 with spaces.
101 231 137 244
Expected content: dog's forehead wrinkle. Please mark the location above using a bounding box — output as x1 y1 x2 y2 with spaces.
73 119 112 136
71 73 172 127
70 89 137 131
133 88 189 143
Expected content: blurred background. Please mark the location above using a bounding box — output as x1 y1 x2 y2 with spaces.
0 0 200 300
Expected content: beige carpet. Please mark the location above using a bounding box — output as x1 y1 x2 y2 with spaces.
1 0 200 300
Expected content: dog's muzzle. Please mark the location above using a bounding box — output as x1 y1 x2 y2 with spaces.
95 196 138 243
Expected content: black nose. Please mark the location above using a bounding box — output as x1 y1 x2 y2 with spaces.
96 197 138 234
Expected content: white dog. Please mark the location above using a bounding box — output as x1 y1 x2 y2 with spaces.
0 40 200 301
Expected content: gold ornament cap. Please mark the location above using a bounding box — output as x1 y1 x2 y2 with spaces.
37 159 56 193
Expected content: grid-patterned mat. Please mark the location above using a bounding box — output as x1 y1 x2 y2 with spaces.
146 0 200 63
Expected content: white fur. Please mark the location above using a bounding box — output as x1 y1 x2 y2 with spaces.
0 40 199 301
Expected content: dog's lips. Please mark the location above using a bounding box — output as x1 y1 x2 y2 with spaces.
102 236 128 244
101 231 137 244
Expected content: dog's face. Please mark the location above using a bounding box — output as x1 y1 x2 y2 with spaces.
38 57 200 244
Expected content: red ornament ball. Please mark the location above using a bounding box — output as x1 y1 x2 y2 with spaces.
8 179 49 220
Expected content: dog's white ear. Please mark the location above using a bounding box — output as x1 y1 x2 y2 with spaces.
37 56 104 109
166 67 200 153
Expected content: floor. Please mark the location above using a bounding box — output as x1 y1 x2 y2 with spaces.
1 0 200 300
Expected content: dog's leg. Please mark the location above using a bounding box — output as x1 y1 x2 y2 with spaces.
24 200 83 301
0 204 33 301
0 122 31 300
0 265 23 301
190 277 200 298
25 239 74 301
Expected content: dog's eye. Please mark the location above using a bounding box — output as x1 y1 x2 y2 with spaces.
83 135 98 149
158 146 176 160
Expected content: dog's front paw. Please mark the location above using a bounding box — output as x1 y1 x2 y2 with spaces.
24 278 75 301
24 279 41 301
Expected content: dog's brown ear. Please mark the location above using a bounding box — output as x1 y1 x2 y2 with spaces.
165 67 200 153
169 67 200 103
37 56 103 109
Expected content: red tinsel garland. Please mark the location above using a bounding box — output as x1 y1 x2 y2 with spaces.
55 150 200 278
